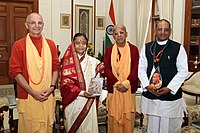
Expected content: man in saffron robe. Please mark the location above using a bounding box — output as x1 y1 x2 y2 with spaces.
9 13 60 133
104 24 139 133
60 33 104 133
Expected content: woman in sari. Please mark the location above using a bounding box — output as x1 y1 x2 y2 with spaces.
60 33 104 133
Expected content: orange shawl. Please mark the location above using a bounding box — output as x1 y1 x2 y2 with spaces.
110 42 131 124
25 34 54 132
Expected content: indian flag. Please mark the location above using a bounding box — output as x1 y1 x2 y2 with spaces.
105 0 116 48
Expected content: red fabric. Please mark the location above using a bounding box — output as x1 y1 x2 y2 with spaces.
9 35 60 99
104 42 139 93
60 44 86 109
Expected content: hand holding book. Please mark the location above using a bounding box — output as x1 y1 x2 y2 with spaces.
84 91 95 98
88 77 104 96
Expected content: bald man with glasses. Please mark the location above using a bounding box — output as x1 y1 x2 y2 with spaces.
9 13 60 133
104 24 139 133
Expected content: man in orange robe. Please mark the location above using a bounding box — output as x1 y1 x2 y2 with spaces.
104 24 139 133
9 13 60 133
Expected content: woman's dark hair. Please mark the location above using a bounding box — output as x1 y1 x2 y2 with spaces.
73 33 88 45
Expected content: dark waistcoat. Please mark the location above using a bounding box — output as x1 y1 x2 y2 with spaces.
142 39 182 101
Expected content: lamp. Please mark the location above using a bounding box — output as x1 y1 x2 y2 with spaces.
193 56 200 68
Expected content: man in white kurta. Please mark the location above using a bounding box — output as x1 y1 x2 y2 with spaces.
138 19 188 133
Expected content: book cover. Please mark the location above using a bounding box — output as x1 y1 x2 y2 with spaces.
88 77 104 96
150 72 162 90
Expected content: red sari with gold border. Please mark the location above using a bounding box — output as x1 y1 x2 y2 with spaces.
60 43 104 132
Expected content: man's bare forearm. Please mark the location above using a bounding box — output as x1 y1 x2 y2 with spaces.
51 71 59 86
15 74 32 94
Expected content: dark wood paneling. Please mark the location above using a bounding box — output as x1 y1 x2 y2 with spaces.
0 0 38 85
0 2 10 84
184 0 200 72
10 2 32 42
0 16 7 43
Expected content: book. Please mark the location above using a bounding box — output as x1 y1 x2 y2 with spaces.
88 77 104 96
150 72 162 90
192 121 200 129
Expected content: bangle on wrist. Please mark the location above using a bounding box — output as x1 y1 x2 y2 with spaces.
50 85 56 90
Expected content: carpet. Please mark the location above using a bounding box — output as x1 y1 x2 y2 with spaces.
0 84 198 133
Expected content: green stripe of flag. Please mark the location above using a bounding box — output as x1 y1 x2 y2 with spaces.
105 33 113 48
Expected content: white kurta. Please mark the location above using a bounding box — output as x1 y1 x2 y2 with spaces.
64 54 100 133
138 40 188 133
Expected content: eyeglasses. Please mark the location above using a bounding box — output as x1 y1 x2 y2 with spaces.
27 21 44 26
156 28 170 33
113 31 125 36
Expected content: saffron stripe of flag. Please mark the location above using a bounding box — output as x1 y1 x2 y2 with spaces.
105 0 116 49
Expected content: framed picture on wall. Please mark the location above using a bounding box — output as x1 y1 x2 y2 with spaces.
96 16 105 30
75 5 93 44
60 13 70 29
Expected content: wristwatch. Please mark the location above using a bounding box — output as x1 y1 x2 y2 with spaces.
50 85 56 90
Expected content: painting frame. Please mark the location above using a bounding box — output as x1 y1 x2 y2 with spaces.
75 5 93 44
96 16 105 30
60 13 70 29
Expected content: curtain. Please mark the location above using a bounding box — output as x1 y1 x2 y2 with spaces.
157 0 174 21
173 0 185 44
157 0 185 44
157 0 174 38
114 0 152 52
136 0 153 51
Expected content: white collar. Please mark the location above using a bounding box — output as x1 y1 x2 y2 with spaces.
157 40 168 45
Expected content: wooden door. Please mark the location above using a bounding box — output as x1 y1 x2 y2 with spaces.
0 0 38 84
0 2 10 84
